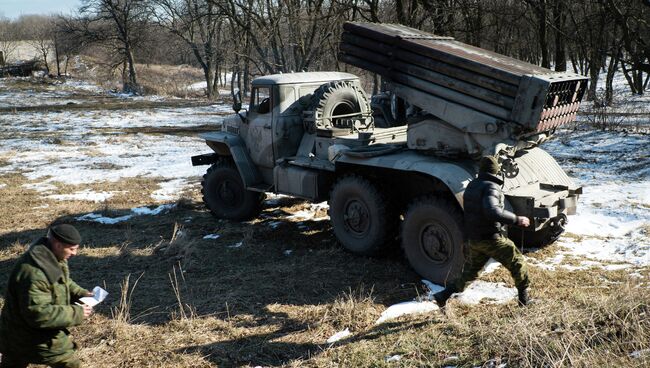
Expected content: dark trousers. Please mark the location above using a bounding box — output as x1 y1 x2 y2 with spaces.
453 236 530 292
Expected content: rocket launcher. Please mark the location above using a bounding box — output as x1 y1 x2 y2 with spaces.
339 22 588 137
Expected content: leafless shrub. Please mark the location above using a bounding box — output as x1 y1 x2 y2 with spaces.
584 97 626 131
111 272 144 324
154 222 196 270
169 263 196 320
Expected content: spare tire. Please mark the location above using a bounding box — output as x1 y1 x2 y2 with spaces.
307 81 373 132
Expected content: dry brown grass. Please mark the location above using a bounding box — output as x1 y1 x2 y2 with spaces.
67 55 216 99
1 80 649 366
1 174 649 367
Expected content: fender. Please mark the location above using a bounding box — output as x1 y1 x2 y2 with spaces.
335 150 475 207
196 131 262 187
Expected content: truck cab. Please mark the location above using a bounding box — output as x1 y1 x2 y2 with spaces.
222 72 364 185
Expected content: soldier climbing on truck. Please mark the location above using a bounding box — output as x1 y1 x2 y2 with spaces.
191 22 588 287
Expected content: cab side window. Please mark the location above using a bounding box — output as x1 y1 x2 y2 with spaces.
251 87 271 114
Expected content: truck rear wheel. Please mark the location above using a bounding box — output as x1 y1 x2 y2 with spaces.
202 159 263 221
401 196 466 285
329 175 396 255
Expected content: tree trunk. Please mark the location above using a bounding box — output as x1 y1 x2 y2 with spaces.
587 49 601 103
552 0 567 71
54 37 61 77
604 52 620 106
125 47 138 93
538 1 550 68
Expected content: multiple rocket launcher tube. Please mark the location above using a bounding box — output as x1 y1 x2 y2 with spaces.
338 22 588 133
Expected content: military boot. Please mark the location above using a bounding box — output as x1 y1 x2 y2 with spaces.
517 287 529 306
433 287 456 308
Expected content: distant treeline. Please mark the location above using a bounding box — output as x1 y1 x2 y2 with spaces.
0 0 648 101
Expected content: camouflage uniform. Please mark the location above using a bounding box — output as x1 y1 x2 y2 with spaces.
0 238 88 368
454 237 529 292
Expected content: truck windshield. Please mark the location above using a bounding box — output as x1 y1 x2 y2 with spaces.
251 87 271 114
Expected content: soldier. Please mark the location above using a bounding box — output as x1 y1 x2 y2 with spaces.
0 224 93 368
434 156 531 308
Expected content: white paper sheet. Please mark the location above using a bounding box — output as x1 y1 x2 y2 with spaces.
79 286 108 307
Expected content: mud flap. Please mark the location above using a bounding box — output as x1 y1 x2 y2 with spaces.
199 131 263 187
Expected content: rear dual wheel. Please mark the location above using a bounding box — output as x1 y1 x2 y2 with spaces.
328 175 397 255
401 196 466 285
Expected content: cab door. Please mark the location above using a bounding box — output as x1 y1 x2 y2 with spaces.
245 86 275 169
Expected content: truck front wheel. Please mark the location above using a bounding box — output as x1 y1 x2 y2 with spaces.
202 160 263 221
401 196 466 285
329 175 396 255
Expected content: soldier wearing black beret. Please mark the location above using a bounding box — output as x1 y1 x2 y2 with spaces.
0 224 93 368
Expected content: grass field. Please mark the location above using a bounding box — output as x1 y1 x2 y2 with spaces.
0 76 648 367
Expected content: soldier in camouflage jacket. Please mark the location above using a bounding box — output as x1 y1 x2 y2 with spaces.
0 224 92 368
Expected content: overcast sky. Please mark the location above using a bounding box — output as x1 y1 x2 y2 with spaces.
0 0 82 19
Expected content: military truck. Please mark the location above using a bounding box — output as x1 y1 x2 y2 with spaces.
191 22 587 284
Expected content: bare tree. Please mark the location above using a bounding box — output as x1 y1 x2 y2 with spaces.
523 0 551 68
216 0 345 75
601 0 649 94
25 17 57 74
78 0 152 93
153 0 228 99
0 18 18 66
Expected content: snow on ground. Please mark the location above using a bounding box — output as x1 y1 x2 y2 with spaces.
0 78 105 107
326 328 352 343
0 79 228 201
288 202 329 221
542 129 650 268
375 278 519 324
47 190 116 202
0 71 648 322
376 299 440 324
76 204 177 224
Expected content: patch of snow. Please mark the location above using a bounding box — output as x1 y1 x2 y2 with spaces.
0 183 5 189
131 204 176 215
0 91 228 201
481 259 502 274
228 241 243 248
555 235 650 267
283 250 293 256
326 328 352 343
421 279 444 300
455 281 517 305
76 213 133 225
385 355 402 362
203 234 220 240
288 202 329 221
544 128 650 269
151 179 188 201
22 183 58 193
376 300 439 324
48 190 115 202
422 279 517 306
76 204 176 224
